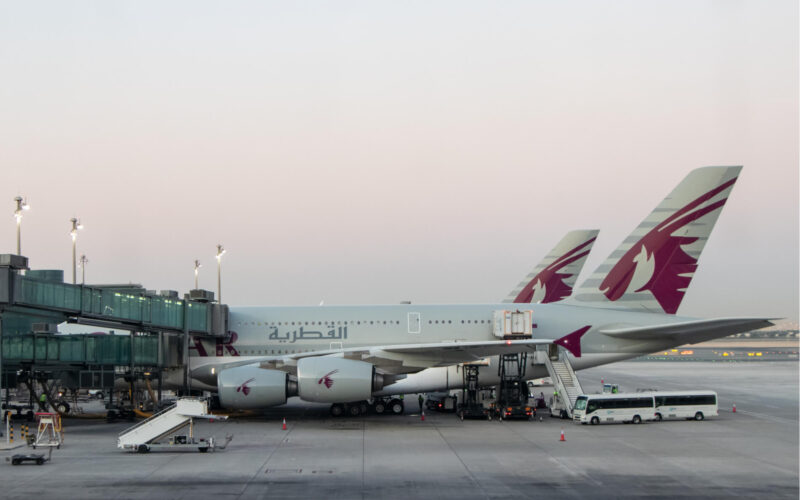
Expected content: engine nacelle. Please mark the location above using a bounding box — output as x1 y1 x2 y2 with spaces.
297 357 384 403
217 364 295 410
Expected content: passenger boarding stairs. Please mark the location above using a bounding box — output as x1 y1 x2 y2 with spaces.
539 348 584 418
117 398 213 450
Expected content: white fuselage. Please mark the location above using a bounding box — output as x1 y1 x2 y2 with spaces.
172 302 693 394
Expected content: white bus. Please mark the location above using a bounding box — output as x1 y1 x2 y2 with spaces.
573 393 655 425
652 391 718 421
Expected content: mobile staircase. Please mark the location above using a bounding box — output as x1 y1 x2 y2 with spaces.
117 398 229 453
540 347 584 419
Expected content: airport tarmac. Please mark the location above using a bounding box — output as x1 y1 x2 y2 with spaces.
0 361 797 499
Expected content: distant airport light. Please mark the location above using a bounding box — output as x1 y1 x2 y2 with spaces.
70 218 84 284
13 196 30 255
216 244 226 303
79 254 89 285
194 259 202 289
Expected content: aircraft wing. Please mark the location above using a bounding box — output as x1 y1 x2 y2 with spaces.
193 327 590 382
256 338 555 375
599 317 775 343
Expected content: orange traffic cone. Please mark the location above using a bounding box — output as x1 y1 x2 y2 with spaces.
559 428 565 442
732 403 736 413
421 411 425 421
282 417 287 430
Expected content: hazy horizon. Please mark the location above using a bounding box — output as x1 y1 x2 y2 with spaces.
1 1 797 322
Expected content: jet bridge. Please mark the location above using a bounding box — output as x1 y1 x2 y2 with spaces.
0 254 231 402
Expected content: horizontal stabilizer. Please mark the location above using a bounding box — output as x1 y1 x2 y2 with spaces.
599 317 775 343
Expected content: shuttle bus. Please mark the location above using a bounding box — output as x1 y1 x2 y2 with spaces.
652 391 718 421
572 393 655 425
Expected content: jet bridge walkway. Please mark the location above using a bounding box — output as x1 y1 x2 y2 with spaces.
0 254 228 338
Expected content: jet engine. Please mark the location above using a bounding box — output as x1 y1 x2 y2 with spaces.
297 357 384 403
217 364 297 410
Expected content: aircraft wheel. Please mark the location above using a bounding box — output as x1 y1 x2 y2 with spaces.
56 402 70 414
389 400 404 415
347 404 361 417
590 416 599 425
373 402 386 415
632 415 642 424
694 412 704 421
359 402 368 415
330 404 344 417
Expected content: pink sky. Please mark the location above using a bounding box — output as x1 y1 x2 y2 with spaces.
1 1 797 321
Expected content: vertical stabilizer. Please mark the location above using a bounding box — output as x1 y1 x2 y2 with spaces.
569 166 742 314
503 230 599 304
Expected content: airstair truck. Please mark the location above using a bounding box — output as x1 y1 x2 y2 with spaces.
117 398 230 453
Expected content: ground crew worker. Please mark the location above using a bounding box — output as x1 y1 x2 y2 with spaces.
38 392 48 411
418 394 424 412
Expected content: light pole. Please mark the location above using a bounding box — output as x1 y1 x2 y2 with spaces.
13 196 30 255
193 260 202 289
70 218 83 284
79 254 88 284
215 245 226 303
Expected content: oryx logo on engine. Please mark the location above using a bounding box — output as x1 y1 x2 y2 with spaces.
318 370 338 389
236 377 255 396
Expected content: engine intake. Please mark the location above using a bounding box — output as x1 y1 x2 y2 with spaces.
297 357 384 403
217 364 296 410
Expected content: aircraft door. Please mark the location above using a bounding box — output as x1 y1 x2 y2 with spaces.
408 312 421 334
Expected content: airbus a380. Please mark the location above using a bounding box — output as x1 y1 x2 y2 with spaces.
171 166 772 412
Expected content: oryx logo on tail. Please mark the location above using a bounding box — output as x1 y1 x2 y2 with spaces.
504 229 599 304
514 236 597 303
600 176 737 314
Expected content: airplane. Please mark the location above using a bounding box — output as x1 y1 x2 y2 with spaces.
182 229 600 403
171 166 772 413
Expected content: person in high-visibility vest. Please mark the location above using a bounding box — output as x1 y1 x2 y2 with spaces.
38 392 48 411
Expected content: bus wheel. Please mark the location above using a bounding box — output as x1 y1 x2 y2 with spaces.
655 413 663 421
590 416 599 425
694 412 704 421
632 415 642 424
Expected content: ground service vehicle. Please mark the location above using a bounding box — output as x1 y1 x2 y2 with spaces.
653 391 718 421
573 393 655 425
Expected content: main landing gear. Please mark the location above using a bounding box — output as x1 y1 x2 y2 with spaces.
329 397 404 417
